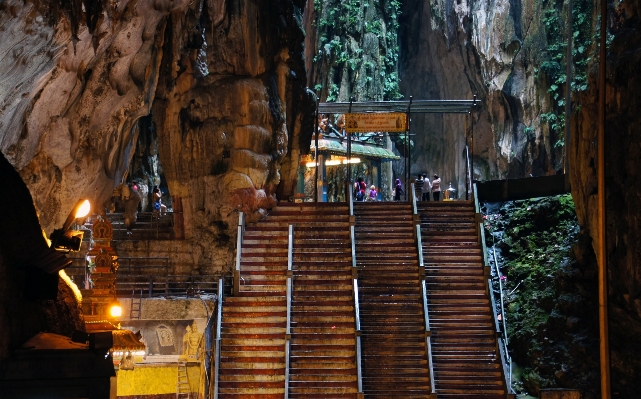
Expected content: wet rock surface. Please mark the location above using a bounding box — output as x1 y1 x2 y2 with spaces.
483 196 599 398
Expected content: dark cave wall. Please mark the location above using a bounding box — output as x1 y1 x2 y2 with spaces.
398 0 564 193
0 0 311 275
570 0 641 395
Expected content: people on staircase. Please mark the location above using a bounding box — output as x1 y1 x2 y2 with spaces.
153 186 167 218
432 174 442 201
354 177 367 201
367 185 378 201
414 174 424 201
394 178 403 201
123 183 142 235
422 173 431 201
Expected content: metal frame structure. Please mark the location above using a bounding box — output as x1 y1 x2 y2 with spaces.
314 97 480 201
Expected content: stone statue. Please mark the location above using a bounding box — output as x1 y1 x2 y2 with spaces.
182 322 202 359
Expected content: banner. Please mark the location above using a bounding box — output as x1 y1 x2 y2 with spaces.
345 112 407 133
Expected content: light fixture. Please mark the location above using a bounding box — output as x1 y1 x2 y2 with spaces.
50 199 91 253
342 157 361 164
109 301 123 318
305 161 316 168
325 160 341 166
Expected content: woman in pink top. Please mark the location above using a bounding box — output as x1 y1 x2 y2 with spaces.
432 175 442 201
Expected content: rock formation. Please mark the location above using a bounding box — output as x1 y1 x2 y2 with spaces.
0 0 311 275
570 0 641 395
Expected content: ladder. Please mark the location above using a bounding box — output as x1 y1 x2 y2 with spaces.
176 362 190 399
129 289 142 320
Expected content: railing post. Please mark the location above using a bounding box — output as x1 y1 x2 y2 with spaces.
213 278 223 399
234 212 245 296
348 181 354 216
351 219 363 397
411 183 418 216
285 224 294 399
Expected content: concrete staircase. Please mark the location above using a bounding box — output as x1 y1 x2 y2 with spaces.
283 203 359 398
419 201 507 399
218 218 288 398
220 203 358 398
353 202 433 398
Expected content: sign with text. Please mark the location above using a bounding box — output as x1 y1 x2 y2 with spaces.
345 112 407 133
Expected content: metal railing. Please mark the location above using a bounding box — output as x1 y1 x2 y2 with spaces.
102 211 178 240
413 186 436 396
350 222 364 395
66 256 90 289
234 212 245 295
465 145 472 200
474 184 514 397
285 224 294 399
422 280 437 397
116 274 220 298
213 278 223 399
118 256 169 275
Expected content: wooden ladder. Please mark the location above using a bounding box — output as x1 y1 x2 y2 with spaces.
129 289 142 320
176 362 190 399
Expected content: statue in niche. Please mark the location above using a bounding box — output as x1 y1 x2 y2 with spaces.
182 322 202 359
120 352 135 370
155 325 174 352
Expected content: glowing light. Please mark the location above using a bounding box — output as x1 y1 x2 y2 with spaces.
305 162 317 168
325 160 341 166
109 303 122 318
74 199 91 218
342 158 361 164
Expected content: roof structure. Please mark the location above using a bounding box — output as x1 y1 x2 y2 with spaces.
311 139 401 160
318 99 480 114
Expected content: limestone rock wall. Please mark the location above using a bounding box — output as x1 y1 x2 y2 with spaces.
0 0 310 275
570 0 641 395
398 0 565 193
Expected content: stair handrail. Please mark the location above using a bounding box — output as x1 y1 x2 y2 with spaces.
213 278 223 399
475 184 515 397
285 224 293 399
411 182 418 215
350 223 363 394
348 181 354 216
465 144 472 200
234 212 245 295
417 205 435 397
421 280 436 397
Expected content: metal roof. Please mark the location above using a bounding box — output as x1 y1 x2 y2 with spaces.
311 139 401 160
318 99 479 114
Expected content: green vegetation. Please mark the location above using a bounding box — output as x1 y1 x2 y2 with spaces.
538 0 595 147
313 0 402 101
482 195 599 395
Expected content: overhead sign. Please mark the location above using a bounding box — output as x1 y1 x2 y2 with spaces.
345 112 407 133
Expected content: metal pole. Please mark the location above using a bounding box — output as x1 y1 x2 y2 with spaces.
407 96 412 202
314 98 319 202
597 0 611 395
471 94 476 181
465 113 469 200
347 97 354 200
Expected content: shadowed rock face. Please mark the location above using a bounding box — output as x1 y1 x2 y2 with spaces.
398 0 561 190
571 1 641 395
0 0 310 274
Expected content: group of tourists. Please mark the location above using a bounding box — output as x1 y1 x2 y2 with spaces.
393 173 442 202
353 177 378 201
354 173 442 202
414 173 442 201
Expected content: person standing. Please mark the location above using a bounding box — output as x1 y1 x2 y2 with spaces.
414 174 424 202
432 175 442 201
422 174 431 201
368 185 378 201
394 178 403 201
153 186 167 217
